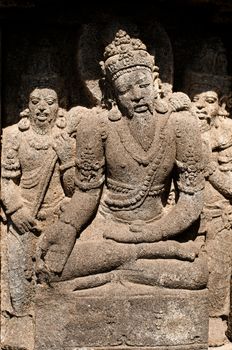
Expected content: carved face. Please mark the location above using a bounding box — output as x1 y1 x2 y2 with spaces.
192 91 219 131
113 69 155 118
29 88 58 129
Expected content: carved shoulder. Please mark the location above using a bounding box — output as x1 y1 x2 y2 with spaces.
2 124 22 179
2 123 21 142
169 92 192 113
171 109 201 147
66 106 89 136
75 106 109 141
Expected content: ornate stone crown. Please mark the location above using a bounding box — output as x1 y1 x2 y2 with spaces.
102 30 155 81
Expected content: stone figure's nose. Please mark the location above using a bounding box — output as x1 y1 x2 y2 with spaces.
38 102 47 111
132 86 142 102
132 94 142 102
196 102 204 110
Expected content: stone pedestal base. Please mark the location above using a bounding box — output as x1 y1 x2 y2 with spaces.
226 278 232 342
35 283 208 350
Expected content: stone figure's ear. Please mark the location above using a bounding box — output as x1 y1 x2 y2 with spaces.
218 103 229 118
219 94 231 116
152 69 160 98
99 77 115 110
108 103 121 121
55 108 67 129
18 108 30 131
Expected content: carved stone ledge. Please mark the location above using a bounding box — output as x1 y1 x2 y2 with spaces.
34 285 208 350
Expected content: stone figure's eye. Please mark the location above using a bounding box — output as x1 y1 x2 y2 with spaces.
47 100 54 105
140 83 150 88
31 99 39 105
118 90 126 95
117 87 129 95
206 98 217 104
192 96 199 102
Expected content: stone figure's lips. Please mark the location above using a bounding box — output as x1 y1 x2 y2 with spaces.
196 111 208 119
36 112 49 121
134 104 148 113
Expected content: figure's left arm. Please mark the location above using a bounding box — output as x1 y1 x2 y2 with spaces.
152 110 205 241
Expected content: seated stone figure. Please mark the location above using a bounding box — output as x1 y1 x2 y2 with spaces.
37 30 207 292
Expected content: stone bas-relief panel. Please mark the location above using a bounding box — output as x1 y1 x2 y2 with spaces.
0 25 231 350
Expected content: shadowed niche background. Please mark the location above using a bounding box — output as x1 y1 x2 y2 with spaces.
0 0 231 127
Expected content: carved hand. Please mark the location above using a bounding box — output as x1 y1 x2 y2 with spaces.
11 207 36 234
53 132 74 164
35 257 51 285
36 220 77 276
104 221 163 243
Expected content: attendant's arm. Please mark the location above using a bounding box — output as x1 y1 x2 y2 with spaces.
1 127 35 233
207 163 232 198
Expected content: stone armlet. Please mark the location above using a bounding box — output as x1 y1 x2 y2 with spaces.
59 160 75 172
74 176 105 191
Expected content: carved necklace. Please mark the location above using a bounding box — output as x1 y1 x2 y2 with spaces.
31 122 52 135
105 112 171 211
26 128 53 150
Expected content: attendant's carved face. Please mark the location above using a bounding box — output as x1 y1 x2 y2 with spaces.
113 69 155 118
29 88 58 129
192 91 219 131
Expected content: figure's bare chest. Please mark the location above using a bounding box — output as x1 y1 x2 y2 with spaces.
105 121 176 185
18 133 53 170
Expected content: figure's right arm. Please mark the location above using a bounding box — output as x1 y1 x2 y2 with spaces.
1 126 36 234
59 109 105 231
1 127 22 214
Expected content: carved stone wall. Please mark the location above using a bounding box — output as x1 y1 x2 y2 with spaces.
1 1 232 350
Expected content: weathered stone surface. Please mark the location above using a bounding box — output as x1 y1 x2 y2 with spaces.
1 3 232 348
227 278 232 342
35 285 208 349
32 29 208 349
